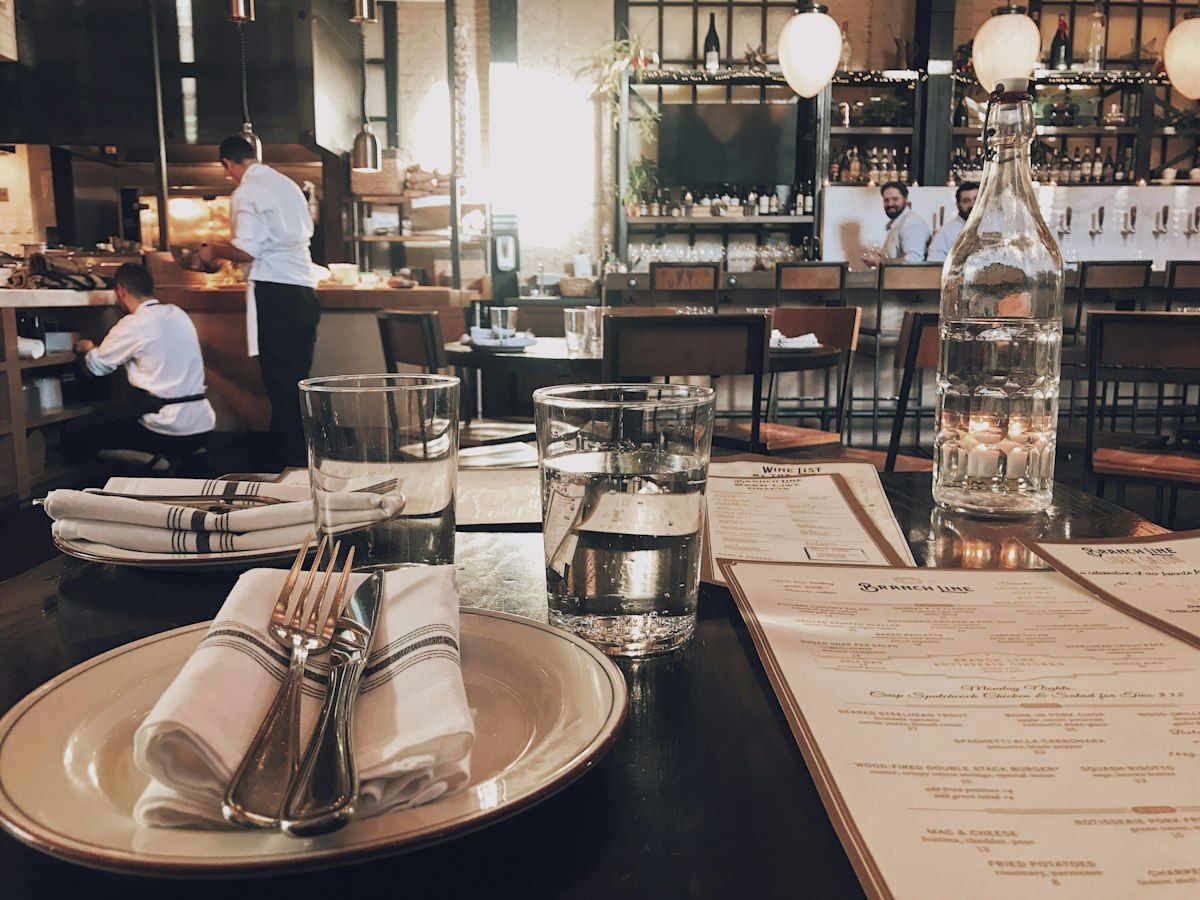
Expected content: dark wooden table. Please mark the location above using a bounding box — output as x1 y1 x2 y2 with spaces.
0 476 1161 896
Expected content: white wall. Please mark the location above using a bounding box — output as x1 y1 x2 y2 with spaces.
821 184 1200 269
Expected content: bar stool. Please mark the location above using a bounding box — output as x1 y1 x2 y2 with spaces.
861 261 942 448
648 262 722 312
602 313 769 451
774 261 847 308
376 309 534 447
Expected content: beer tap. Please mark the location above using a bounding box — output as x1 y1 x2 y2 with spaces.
1153 205 1169 237
1186 207 1200 238
1056 206 1072 238
1089 206 1104 238
1121 206 1137 238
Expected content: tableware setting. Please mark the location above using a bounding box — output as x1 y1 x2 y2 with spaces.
464 324 537 351
42 476 402 570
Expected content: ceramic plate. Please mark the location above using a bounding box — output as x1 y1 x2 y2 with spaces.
52 533 306 572
0 609 627 876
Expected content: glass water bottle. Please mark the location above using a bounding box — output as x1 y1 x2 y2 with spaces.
933 87 1063 517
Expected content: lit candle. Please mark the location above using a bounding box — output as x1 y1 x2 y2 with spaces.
966 414 1002 478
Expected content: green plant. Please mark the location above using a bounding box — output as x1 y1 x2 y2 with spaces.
585 36 662 143
622 157 659 205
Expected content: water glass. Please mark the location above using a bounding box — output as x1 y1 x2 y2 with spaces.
490 305 519 337
533 384 715 656
300 374 459 569
563 306 601 354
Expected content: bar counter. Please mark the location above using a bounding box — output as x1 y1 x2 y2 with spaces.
158 284 476 432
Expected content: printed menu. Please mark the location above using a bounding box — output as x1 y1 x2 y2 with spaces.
707 457 914 565
720 559 1200 899
703 472 909 584
1026 529 1200 650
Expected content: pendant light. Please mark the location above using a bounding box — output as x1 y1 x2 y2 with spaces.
229 2 262 159
1164 5 1200 101
972 5 1041 94
778 3 842 99
350 7 381 174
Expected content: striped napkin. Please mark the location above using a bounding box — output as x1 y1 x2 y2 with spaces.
133 565 474 828
43 478 400 555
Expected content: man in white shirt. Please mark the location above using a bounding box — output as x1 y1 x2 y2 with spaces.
197 136 318 468
925 182 979 263
861 181 932 266
73 263 215 457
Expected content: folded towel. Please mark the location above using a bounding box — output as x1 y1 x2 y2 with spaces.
102 477 313 503
769 329 820 350
133 565 474 828
52 518 324 553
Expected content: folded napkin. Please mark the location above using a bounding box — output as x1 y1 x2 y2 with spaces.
467 326 535 348
44 477 400 555
133 565 474 828
770 329 820 350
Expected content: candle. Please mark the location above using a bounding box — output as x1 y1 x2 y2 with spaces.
966 414 1002 479
966 446 1001 479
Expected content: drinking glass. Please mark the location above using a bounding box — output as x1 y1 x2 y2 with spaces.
300 374 459 569
564 306 601 354
533 384 715 656
489 305 519 337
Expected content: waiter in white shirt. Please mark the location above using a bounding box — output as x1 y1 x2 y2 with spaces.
925 182 979 263
861 181 932 266
197 136 318 468
73 263 215 458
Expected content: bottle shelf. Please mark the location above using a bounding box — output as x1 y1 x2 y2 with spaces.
626 215 814 229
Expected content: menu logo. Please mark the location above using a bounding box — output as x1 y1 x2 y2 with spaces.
1081 546 1178 559
857 583 972 594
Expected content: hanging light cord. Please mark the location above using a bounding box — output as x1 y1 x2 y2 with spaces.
360 24 369 128
238 22 251 125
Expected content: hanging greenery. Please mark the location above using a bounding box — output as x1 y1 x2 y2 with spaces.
622 157 659 205
585 36 662 144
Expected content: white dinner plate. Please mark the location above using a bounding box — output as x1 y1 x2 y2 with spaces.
53 533 306 572
0 609 627 876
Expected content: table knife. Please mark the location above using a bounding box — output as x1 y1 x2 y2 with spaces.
280 571 384 837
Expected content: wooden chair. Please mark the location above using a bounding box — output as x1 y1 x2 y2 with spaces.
602 313 769 451
376 309 534 448
862 261 942 446
774 261 847 308
723 306 860 452
648 262 721 312
1085 310 1200 525
1166 260 1200 309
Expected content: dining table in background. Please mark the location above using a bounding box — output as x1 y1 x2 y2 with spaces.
0 475 1162 896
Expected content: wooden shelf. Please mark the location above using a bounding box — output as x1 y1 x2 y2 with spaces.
831 126 914 136
19 352 77 370
25 400 117 429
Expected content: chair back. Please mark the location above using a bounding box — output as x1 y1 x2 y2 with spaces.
1071 260 1154 337
1167 260 1200 302
603 313 769 448
772 306 861 352
886 311 939 471
377 310 447 373
775 261 846 306
877 261 943 292
649 262 721 310
1085 311 1200 471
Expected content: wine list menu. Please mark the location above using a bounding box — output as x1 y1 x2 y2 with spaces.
720 559 1200 899
1026 529 1200 649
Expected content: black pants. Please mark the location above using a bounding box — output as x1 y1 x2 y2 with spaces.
71 419 209 460
254 281 321 469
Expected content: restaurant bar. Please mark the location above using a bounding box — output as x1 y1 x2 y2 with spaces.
2 0 1200 895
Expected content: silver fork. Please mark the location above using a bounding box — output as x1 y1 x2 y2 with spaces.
221 535 356 829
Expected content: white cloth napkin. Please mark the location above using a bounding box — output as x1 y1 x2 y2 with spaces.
133 565 474 828
43 478 400 555
769 329 820 350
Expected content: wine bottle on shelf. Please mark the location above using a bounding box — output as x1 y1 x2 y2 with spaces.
769 192 780 214
1050 14 1071 70
1049 151 1061 184
888 148 899 183
648 190 661 217
1085 0 1106 72
1114 151 1126 183
811 236 821 261
1071 148 1083 184
899 146 910 184
800 236 812 260
848 147 862 183
868 146 880 184
829 156 841 181
703 13 721 73
1101 149 1114 184
1123 147 1135 182
1091 148 1104 184
759 187 772 215
1081 147 1093 184
803 181 814 215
